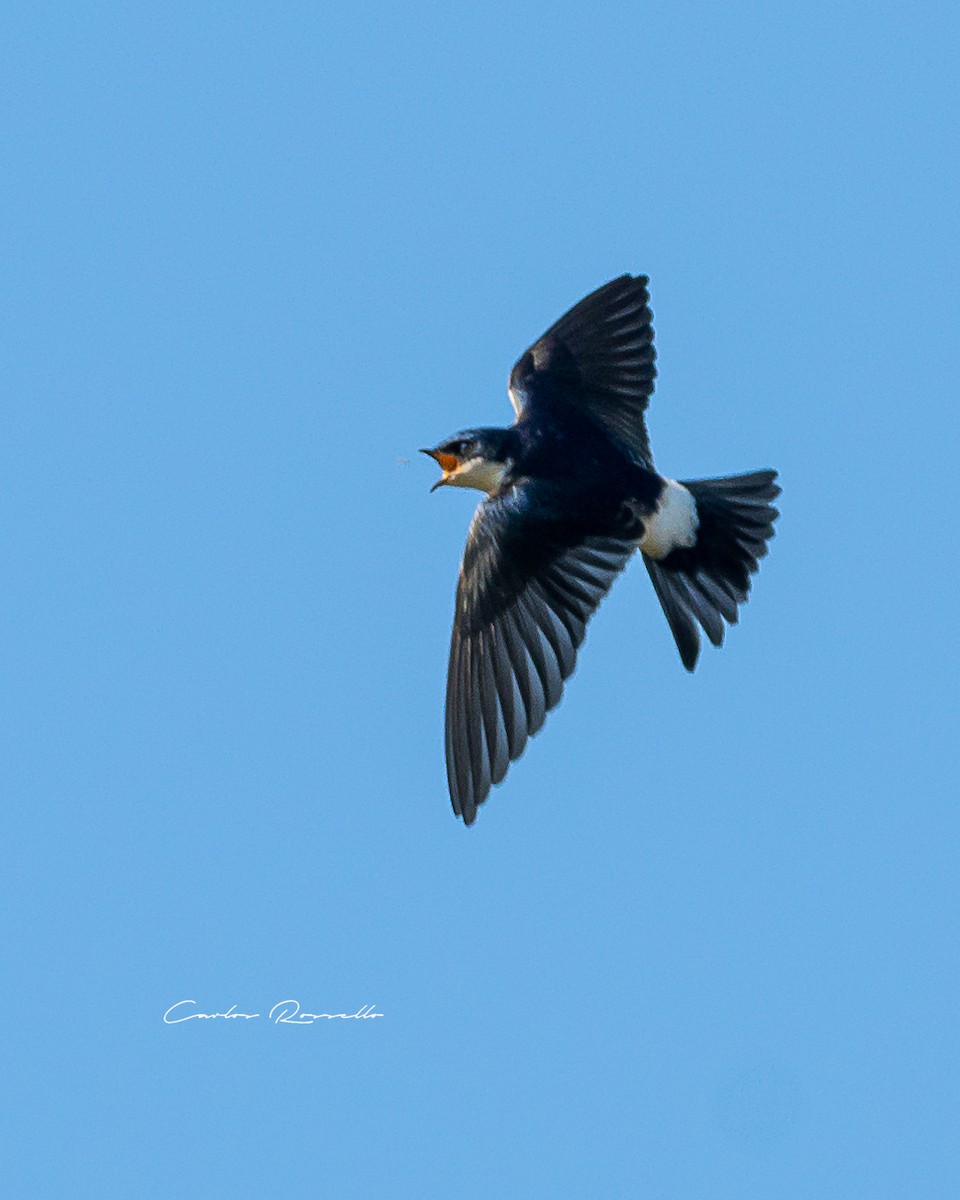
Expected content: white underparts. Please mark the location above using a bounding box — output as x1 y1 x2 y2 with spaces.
445 456 511 495
639 479 699 559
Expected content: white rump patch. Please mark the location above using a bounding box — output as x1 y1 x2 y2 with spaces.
639 479 699 559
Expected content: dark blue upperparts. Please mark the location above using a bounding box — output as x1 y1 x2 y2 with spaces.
508 274 657 469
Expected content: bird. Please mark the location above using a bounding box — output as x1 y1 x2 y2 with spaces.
422 274 779 825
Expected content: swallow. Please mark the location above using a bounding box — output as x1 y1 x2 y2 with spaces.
423 274 779 824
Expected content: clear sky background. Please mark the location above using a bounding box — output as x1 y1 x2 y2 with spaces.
3 1 958 1196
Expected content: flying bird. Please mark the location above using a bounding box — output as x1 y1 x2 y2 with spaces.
422 275 779 824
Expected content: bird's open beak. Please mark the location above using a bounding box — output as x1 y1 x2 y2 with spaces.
420 448 459 492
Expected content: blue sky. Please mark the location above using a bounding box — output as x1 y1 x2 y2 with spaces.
3 1 958 1195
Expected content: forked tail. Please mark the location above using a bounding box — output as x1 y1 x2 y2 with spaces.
644 470 780 670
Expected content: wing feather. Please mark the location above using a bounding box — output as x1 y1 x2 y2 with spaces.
445 484 636 823
508 274 657 466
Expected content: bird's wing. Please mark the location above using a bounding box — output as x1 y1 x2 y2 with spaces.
508 274 657 467
446 483 637 824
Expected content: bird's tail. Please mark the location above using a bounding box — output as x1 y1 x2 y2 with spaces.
643 470 780 670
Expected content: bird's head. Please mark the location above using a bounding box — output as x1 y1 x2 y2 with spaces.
420 428 515 494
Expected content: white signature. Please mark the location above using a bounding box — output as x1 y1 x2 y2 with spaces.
163 1000 384 1025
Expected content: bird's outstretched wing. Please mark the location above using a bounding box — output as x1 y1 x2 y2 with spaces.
446 482 637 824
508 274 657 467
